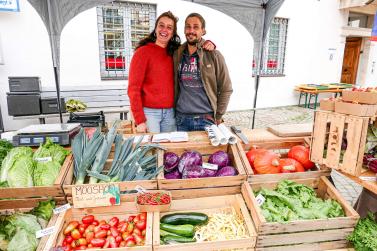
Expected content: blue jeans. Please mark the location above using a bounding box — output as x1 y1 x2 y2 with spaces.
176 113 215 131
143 107 176 133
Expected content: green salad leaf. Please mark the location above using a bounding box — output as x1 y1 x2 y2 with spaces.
348 213 377 251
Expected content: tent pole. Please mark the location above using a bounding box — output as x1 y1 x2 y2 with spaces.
47 0 63 123
251 3 267 129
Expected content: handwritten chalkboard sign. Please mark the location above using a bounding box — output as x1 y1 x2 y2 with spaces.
72 183 120 208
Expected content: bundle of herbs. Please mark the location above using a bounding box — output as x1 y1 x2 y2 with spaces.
347 212 377 251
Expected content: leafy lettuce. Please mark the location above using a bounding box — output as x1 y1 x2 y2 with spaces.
256 180 345 222
348 213 377 251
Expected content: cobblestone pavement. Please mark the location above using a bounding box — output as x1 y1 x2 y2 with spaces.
223 106 362 206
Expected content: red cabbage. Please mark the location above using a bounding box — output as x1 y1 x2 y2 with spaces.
363 154 377 173
182 165 205 179
164 169 182 179
164 152 179 173
178 151 202 173
202 168 217 177
216 166 238 177
208 151 230 168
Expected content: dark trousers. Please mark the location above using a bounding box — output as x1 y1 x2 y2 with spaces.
176 113 215 131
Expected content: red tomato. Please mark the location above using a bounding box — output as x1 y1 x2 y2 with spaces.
92 220 99 226
119 241 126 247
75 238 87 246
81 215 95 225
94 230 107 239
64 221 79 235
115 236 122 243
78 224 87 234
119 222 128 232
85 225 95 233
98 220 107 226
108 236 118 248
90 238 105 248
126 239 136 247
65 235 74 244
133 228 142 236
133 215 140 223
124 234 135 243
127 223 134 234
110 227 120 237
141 229 146 236
71 229 81 240
122 232 130 241
138 212 147 221
128 216 135 222
109 217 119 227
133 234 144 245
135 220 146 231
100 224 110 231
85 231 94 244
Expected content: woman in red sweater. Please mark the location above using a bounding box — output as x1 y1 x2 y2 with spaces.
128 11 214 133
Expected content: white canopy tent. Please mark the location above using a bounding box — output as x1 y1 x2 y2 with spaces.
27 0 285 127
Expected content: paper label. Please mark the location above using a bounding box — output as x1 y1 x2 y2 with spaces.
255 194 266 206
202 162 218 171
35 157 52 162
72 184 120 209
359 176 377 182
36 226 55 239
53 203 71 214
134 185 147 194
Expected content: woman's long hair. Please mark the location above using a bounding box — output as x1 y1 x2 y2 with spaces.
136 11 181 56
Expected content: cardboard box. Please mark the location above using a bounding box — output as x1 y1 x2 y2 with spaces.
335 101 377 116
320 99 336 111
342 90 377 104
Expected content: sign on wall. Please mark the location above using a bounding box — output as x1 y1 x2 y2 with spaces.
372 11 377 41
0 0 19 12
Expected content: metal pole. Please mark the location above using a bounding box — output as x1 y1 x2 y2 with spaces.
47 0 63 123
251 3 267 129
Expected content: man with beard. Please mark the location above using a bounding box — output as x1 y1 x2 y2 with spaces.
173 13 233 131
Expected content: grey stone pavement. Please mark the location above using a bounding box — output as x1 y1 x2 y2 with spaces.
223 106 362 206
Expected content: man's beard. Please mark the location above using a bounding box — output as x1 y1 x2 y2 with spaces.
187 40 197 45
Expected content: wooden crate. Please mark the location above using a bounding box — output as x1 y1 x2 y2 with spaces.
244 177 359 250
157 144 247 190
44 201 153 251
63 153 158 200
153 182 257 250
310 110 371 176
108 120 135 134
0 198 62 251
0 154 73 200
237 140 331 184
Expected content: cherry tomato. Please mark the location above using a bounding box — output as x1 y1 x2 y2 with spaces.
78 224 87 234
119 222 128 233
81 215 95 225
115 236 122 243
110 227 120 237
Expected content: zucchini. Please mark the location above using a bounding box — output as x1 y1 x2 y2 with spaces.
160 229 180 237
160 212 208 226
163 235 196 244
160 223 194 237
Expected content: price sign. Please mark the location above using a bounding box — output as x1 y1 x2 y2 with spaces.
255 194 266 206
53 203 71 214
72 183 120 208
36 226 55 239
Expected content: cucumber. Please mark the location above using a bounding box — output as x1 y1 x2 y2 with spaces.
160 212 208 226
160 229 180 237
160 223 195 237
163 235 196 244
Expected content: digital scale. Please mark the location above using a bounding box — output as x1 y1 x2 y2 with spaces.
13 123 81 146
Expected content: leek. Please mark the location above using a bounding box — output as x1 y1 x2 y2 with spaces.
87 121 120 183
72 128 103 184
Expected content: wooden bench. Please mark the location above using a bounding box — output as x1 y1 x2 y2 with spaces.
13 85 130 124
